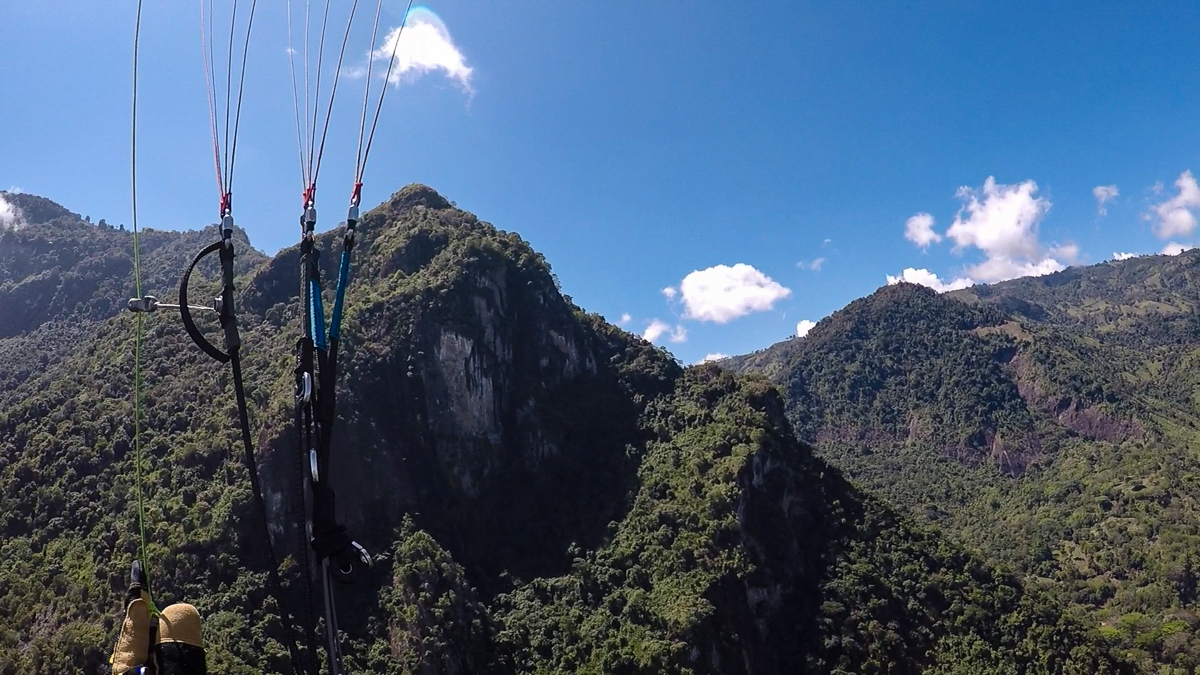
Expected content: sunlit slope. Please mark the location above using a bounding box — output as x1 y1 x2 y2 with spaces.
730 267 1200 671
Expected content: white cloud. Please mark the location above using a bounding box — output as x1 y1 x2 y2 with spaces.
618 313 632 326
662 286 677 300
796 319 817 337
697 353 729 364
1051 243 1080 262
643 319 686 344
1161 242 1194 256
966 256 1066 282
904 213 941 249
947 177 1047 260
892 178 1073 288
1152 171 1200 239
369 7 473 91
677 263 791 323
886 268 975 293
1112 252 1138 261
797 257 826 271
1093 185 1118 216
643 319 670 343
0 195 21 229
938 177 1072 283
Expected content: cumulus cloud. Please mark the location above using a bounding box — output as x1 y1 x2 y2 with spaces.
697 353 729 364
618 313 631 326
1112 252 1138 261
643 319 669 343
368 7 473 91
677 263 791 323
904 213 941 249
796 319 817 338
643 319 686 344
946 178 1047 260
1161 242 1194 256
893 178 1071 288
886 268 975 293
1093 185 1119 216
1152 171 1200 239
662 286 677 300
944 177 1072 283
966 256 1066 282
797 257 826 271
0 195 22 229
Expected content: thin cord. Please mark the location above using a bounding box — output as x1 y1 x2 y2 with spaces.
200 0 225 197
130 0 156 612
287 0 309 189
223 0 239 191
359 0 415 181
226 0 258 192
304 0 312 186
306 0 333 183
311 0 361 185
354 0 385 179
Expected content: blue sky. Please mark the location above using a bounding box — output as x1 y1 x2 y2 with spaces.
3 2 1200 363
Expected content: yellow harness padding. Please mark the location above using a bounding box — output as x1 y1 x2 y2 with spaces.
110 594 153 674
157 603 203 648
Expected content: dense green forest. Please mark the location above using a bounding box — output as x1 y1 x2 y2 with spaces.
0 186 1135 673
731 267 1200 673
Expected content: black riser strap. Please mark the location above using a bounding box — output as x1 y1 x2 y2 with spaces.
291 347 320 675
230 352 313 675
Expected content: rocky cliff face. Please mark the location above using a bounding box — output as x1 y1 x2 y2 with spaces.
248 186 677 599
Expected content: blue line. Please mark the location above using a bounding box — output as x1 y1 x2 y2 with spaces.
330 250 351 341
310 278 327 350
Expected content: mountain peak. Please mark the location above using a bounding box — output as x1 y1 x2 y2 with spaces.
383 183 453 214
0 191 78 227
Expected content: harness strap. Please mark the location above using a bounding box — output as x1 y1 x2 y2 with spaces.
179 230 313 675
292 335 321 675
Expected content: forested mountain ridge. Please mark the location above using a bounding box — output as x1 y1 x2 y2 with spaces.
0 190 265 338
729 260 1200 672
0 186 1128 673
953 251 1200 349
0 191 264 396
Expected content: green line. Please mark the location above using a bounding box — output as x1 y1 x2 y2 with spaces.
130 0 158 616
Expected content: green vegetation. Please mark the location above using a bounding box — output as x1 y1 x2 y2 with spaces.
0 188 1132 673
732 272 1200 673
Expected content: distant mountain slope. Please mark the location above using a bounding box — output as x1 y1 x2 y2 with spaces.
952 250 1200 348
0 187 1127 673
0 192 265 340
729 270 1200 671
